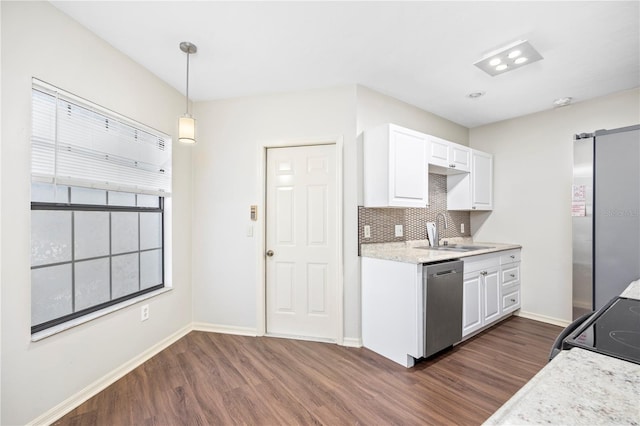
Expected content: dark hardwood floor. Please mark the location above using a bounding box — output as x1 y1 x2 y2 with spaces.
54 316 561 425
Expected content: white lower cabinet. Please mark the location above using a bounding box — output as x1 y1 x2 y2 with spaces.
462 248 522 338
361 257 424 367
500 249 522 315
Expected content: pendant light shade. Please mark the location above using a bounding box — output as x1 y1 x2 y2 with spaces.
179 115 196 144
178 41 197 144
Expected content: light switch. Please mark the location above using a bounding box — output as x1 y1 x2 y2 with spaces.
250 205 258 221
395 224 403 237
364 225 371 238
247 225 254 237
461 223 465 234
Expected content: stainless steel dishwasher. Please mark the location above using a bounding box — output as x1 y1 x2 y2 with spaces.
423 260 463 358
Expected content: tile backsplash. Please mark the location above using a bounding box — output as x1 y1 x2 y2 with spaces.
359 174 471 246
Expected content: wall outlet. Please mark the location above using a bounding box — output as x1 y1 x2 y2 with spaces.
461 223 465 234
364 225 371 238
141 304 149 322
395 224 403 237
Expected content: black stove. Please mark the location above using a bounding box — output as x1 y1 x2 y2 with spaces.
563 297 640 365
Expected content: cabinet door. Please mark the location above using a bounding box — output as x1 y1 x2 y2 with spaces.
471 150 493 210
462 273 483 336
428 136 450 168
450 145 471 172
389 127 428 207
483 266 501 324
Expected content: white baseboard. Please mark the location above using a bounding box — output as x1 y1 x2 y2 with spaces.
192 322 257 336
342 337 362 348
516 310 571 328
28 324 192 426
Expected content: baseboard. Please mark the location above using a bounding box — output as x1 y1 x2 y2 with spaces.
516 310 571 328
28 324 192 426
342 337 362 348
192 322 257 336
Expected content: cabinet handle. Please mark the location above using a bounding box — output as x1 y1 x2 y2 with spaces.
472 206 476 210
449 164 456 168
481 271 487 276
510 298 516 302
510 255 515 259
266 250 274 257
510 273 516 278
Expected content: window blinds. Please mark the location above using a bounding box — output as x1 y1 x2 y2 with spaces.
31 79 172 196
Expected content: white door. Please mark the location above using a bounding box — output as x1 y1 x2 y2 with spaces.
265 144 337 340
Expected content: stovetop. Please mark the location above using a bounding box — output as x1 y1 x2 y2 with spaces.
564 297 640 365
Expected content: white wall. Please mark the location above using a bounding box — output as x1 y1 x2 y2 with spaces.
191 86 360 338
1 2 192 424
356 85 469 145
470 88 640 324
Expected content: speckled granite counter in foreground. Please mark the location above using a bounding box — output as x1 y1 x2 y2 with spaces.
485 279 640 425
360 239 521 264
484 348 640 425
621 279 640 299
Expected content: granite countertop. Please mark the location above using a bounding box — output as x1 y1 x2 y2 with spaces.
485 279 640 425
484 348 640 425
621 278 640 299
360 238 521 264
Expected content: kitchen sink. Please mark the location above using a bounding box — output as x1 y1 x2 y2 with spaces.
415 244 493 252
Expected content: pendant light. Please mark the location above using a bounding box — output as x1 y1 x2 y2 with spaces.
178 41 197 144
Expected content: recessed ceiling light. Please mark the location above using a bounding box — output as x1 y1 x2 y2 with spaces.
467 91 486 99
553 97 573 107
474 40 543 76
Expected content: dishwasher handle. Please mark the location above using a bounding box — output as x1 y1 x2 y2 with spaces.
432 269 459 278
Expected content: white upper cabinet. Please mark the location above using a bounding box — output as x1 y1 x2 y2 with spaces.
447 149 493 211
427 135 471 173
363 124 429 207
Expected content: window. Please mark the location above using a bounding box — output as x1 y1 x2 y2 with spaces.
30 79 172 334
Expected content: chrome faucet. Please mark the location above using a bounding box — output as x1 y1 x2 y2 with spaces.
434 213 448 246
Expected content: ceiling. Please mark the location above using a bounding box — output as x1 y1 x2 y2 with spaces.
51 1 639 128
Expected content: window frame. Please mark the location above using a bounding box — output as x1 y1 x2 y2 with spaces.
30 189 165 334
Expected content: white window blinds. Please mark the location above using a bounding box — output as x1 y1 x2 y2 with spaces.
31 79 172 196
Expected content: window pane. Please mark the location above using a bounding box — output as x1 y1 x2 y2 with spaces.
75 258 110 311
137 194 159 208
32 182 69 203
112 253 139 298
75 211 110 260
140 212 162 250
31 210 72 266
32 264 72 325
141 249 163 289
70 187 106 205
111 212 138 254
108 191 136 206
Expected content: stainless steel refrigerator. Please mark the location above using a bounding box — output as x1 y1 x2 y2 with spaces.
572 124 640 318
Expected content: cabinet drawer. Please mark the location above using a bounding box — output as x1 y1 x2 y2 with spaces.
502 288 520 312
463 253 500 274
501 265 520 286
500 250 521 265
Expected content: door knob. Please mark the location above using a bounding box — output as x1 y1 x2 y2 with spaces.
266 250 274 257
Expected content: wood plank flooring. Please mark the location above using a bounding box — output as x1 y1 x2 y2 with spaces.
54 316 561 425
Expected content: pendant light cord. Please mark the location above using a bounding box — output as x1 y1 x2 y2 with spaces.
185 51 190 115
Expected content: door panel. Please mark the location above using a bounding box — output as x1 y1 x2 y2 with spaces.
483 268 501 323
266 144 337 340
